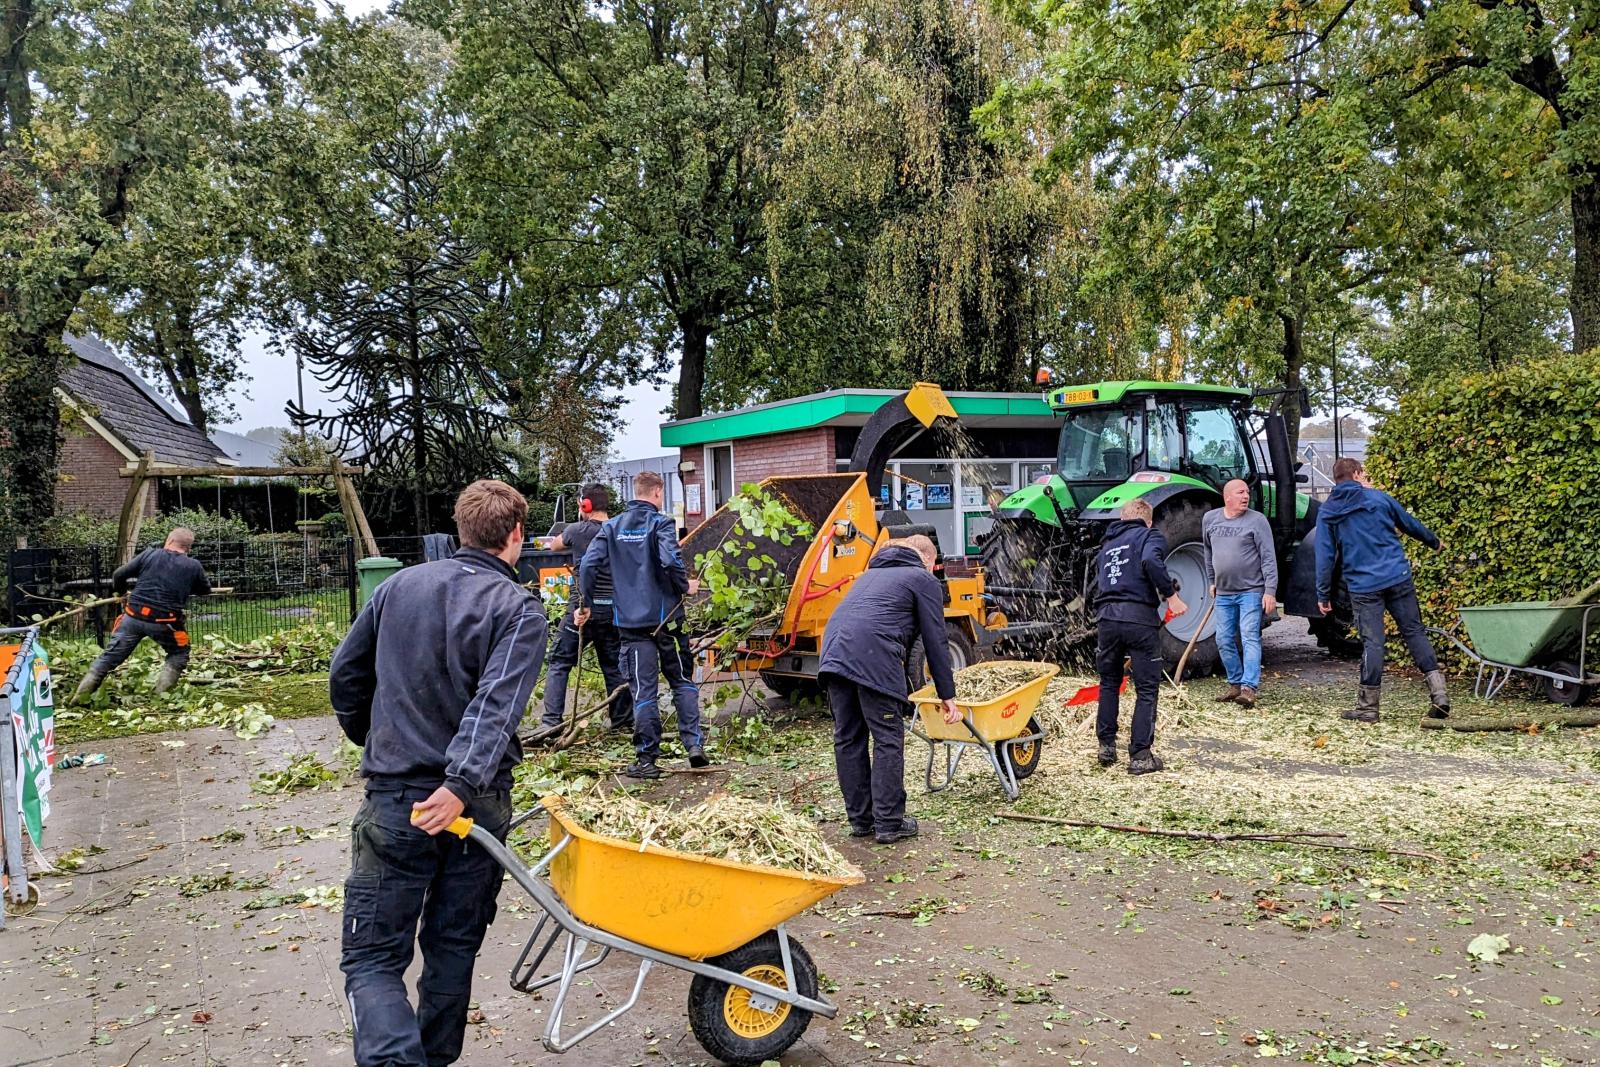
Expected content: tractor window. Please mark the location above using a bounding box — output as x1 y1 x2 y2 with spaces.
1057 408 1142 482
1147 404 1183 473
1184 406 1250 483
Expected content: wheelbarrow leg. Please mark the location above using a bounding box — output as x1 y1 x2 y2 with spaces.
984 743 1020 802
543 931 652 1054
924 739 964 793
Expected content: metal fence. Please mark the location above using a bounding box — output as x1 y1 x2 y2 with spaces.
7 537 358 645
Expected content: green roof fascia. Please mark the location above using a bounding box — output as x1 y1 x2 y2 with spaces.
660 391 1056 448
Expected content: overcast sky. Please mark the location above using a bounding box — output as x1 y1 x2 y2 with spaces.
216 0 677 462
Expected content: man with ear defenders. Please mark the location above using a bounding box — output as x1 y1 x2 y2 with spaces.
537 483 632 732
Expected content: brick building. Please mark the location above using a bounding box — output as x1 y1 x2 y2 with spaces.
55 334 233 519
659 389 1062 558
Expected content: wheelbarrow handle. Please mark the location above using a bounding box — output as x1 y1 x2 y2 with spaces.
409 809 476 839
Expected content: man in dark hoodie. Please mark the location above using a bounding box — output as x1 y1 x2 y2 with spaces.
1094 499 1187 774
1315 457 1449 723
818 534 960 845
330 479 549 1067
580 470 709 779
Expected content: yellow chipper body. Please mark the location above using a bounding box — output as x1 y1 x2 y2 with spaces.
680 382 1000 696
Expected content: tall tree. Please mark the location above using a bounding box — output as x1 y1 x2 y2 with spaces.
413 0 804 420
0 0 310 535
284 18 514 535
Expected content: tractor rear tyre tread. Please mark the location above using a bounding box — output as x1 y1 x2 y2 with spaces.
688 930 818 1067
1309 613 1362 660
1153 502 1220 679
907 622 979 692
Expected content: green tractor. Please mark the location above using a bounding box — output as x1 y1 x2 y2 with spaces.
981 378 1358 675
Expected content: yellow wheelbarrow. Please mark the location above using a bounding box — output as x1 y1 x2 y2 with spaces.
908 661 1065 801
433 796 863 1066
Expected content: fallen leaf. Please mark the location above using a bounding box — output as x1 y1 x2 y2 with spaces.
1467 933 1511 963
1540 995 1563 1006
467 1009 487 1025
192 1011 213 1024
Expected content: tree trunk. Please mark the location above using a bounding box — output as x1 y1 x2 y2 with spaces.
676 315 709 420
1570 174 1600 354
0 334 65 537
405 273 429 536
1279 309 1304 458
152 305 210 435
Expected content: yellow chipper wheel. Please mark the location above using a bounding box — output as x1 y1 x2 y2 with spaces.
688 931 817 1065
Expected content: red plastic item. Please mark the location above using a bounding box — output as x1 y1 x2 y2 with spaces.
1064 678 1128 707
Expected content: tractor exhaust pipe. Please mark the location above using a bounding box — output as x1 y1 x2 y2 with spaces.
1263 412 1296 557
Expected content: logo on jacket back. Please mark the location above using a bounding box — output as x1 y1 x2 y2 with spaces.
616 528 650 544
1103 545 1130 586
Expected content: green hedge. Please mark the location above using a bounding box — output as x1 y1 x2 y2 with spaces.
1367 350 1600 630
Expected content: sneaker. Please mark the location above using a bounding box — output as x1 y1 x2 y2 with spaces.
848 823 875 839
624 761 662 780
874 817 919 845
1128 751 1165 776
1215 685 1241 703
1235 686 1258 709
1096 742 1117 767
687 746 710 769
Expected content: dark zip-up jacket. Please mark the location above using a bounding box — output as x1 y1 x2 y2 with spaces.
1315 480 1440 600
330 547 549 801
113 548 211 614
559 518 612 612
579 500 688 631
1094 519 1177 628
818 545 957 701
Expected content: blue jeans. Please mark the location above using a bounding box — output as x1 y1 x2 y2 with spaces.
1213 590 1264 690
341 784 512 1067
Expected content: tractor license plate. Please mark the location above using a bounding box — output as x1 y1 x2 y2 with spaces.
1057 388 1096 404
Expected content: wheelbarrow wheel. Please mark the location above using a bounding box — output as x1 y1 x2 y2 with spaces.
688 930 817 1067
999 716 1044 782
1541 661 1592 707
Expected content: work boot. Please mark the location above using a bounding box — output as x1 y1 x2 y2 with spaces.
624 760 662 780
1215 684 1242 703
875 817 919 845
1340 686 1381 724
1424 670 1450 719
848 822 875 839
153 661 183 695
72 669 106 704
1128 750 1165 776
1236 686 1258 709
687 745 711 769
1097 742 1118 767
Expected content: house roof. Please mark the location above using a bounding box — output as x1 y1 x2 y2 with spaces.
211 428 281 467
59 334 232 468
660 389 1058 448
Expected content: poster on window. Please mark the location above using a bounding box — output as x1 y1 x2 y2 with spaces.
686 483 702 514
904 484 925 510
926 483 953 510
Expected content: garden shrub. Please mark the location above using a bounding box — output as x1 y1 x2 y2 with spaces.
1367 349 1600 632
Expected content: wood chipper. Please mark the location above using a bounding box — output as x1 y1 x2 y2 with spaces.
681 382 1005 697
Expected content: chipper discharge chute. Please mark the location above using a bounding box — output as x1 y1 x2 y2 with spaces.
680 382 993 698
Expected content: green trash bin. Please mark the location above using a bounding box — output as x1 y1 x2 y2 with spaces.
356 556 403 609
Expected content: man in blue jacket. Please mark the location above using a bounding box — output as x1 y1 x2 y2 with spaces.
580 470 709 779
818 535 960 844
1094 499 1187 774
330 480 549 1067
1316 457 1449 723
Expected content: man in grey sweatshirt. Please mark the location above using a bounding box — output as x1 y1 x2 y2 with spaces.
1202 480 1279 708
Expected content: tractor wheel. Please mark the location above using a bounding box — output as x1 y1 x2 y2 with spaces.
688 931 817 1067
1153 502 1220 678
908 622 979 691
1308 612 1363 659
759 672 822 706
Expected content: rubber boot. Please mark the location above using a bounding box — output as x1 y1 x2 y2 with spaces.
1425 670 1450 719
73 669 106 704
1341 685 1380 724
153 661 183 695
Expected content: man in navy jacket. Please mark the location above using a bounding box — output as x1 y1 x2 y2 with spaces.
580 470 709 778
330 480 549 1067
1315 457 1449 722
818 535 960 845
1094 499 1186 774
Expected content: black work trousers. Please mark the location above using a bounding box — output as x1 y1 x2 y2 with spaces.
1352 577 1439 689
826 678 909 833
538 612 632 731
1095 619 1163 756
341 784 512 1067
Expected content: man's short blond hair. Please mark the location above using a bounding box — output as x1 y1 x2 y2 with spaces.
892 533 938 566
454 480 528 550
633 470 664 497
1120 499 1153 524
165 527 195 550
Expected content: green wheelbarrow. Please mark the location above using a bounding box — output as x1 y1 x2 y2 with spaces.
1428 599 1600 707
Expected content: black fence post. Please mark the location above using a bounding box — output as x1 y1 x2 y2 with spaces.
346 537 358 620
90 546 105 647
